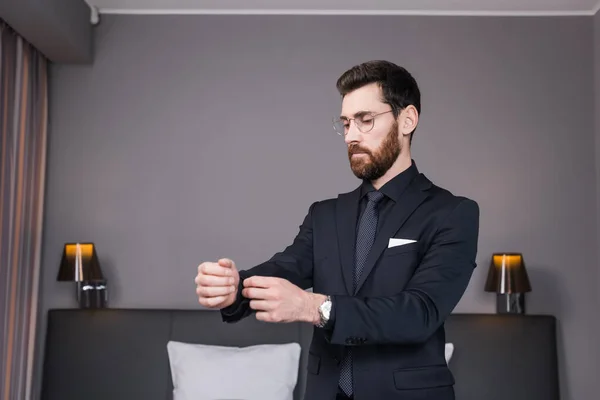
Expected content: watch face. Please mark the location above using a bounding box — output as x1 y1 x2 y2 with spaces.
320 300 331 319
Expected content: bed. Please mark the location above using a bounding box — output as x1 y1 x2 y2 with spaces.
40 309 559 400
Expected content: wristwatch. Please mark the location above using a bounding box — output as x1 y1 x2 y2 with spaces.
316 295 332 328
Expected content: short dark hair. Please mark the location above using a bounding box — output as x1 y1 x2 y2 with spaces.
336 60 421 143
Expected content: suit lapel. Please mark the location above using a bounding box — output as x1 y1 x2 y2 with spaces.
336 187 361 295
354 174 432 294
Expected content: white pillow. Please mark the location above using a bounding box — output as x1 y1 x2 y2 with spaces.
166 341 301 400
445 342 454 363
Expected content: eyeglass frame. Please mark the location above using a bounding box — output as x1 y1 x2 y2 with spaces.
333 108 396 136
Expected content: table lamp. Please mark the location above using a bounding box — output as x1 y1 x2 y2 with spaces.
57 242 108 308
484 253 531 314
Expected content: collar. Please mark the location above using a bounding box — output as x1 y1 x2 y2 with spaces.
360 159 419 203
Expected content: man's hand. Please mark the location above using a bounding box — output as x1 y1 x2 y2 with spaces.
242 276 327 324
195 258 239 309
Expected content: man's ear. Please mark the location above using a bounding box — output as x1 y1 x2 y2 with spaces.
399 105 418 136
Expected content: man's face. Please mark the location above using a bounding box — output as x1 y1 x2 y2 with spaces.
340 83 401 181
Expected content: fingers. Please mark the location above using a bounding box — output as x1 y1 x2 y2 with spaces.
198 262 233 277
242 276 285 299
198 295 229 308
242 287 271 300
255 311 284 323
255 311 272 322
218 258 236 269
196 273 235 287
243 276 278 289
196 260 239 309
196 284 236 297
249 299 271 311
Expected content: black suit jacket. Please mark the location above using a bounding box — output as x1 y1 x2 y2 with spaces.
222 170 480 400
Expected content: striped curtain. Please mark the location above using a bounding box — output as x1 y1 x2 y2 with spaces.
0 20 49 400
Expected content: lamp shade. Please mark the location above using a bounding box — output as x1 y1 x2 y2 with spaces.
484 253 531 293
57 242 104 282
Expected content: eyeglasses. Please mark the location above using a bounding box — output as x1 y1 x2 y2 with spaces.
333 109 394 136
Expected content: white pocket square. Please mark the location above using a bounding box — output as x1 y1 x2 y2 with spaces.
388 238 417 248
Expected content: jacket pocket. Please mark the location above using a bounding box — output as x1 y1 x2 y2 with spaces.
307 352 321 375
393 365 455 390
384 242 420 257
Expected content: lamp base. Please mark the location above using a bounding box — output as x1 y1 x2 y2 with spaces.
76 280 108 309
496 293 525 314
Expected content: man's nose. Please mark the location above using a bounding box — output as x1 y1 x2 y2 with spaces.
344 123 362 144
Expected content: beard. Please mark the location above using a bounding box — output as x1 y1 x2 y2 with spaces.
347 121 401 181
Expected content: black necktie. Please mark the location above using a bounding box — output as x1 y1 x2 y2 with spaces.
339 190 385 397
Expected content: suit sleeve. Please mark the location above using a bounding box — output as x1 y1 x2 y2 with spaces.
220 202 316 323
326 198 479 345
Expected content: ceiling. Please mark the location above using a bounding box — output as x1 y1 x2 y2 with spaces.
88 0 600 16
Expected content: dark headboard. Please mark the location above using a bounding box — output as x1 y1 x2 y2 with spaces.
444 314 559 400
41 309 559 400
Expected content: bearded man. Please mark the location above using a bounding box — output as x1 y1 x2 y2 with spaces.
194 60 480 400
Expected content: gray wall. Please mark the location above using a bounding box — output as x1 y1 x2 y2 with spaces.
38 14 598 400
